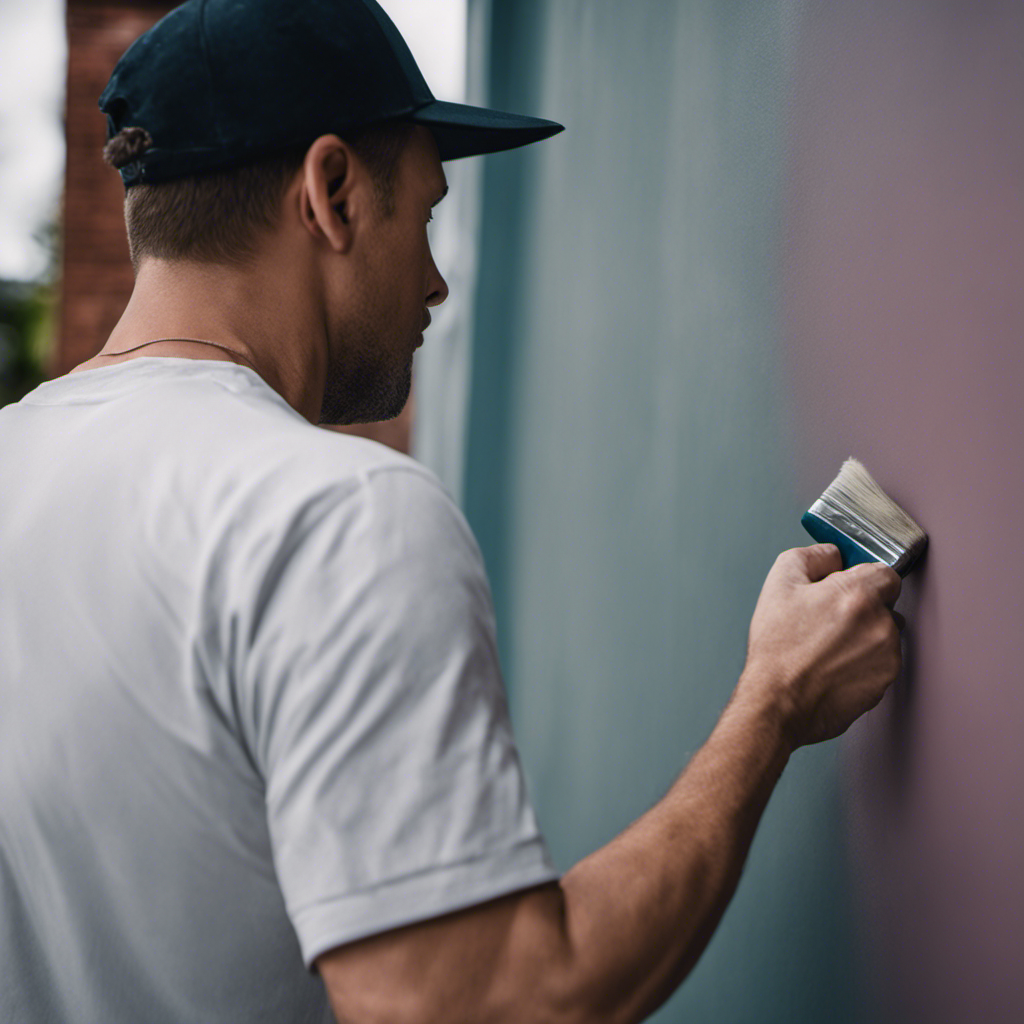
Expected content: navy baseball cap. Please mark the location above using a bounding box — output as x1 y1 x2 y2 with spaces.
99 0 564 187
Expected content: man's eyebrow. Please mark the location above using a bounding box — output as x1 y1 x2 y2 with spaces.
431 184 449 207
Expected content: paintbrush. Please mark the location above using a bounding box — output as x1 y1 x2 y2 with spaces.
801 457 928 577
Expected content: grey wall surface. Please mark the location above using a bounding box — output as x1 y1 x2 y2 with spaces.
462 2 871 1022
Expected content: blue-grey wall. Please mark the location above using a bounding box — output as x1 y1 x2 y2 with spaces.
461 2 870 1022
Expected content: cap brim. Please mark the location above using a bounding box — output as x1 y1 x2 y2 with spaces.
409 100 564 161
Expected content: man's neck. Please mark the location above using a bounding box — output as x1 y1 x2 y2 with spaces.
94 258 328 424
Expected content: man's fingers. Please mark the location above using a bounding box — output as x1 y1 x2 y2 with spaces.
839 559 902 607
779 547 903 611
866 562 902 607
788 544 844 583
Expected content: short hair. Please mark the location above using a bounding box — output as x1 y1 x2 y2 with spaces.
103 121 415 273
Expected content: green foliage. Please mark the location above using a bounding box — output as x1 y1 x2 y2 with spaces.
0 279 56 407
0 209 60 407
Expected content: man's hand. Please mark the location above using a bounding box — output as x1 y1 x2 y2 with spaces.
737 543 903 748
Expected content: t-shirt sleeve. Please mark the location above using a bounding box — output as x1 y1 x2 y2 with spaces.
230 462 560 968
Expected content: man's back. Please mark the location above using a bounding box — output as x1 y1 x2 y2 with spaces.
0 357 557 1021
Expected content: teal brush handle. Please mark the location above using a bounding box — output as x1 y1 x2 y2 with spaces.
800 511 880 570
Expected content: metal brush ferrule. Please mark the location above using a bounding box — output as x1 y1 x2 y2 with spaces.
808 496 905 569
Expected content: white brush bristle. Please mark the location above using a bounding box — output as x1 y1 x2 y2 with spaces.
823 457 925 549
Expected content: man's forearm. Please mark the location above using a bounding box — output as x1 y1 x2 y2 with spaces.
554 672 792 1024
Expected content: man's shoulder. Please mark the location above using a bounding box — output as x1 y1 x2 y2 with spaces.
221 422 460 553
265 425 448 506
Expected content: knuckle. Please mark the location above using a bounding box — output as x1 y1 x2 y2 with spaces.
866 561 901 592
849 561 880 581
841 582 873 615
875 564 902 594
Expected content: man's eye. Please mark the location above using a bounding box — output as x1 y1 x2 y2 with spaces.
427 211 434 224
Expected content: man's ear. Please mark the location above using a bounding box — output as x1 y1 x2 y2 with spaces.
299 134 365 254
331 185 348 224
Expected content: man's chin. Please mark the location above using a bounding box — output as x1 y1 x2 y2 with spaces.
318 363 413 427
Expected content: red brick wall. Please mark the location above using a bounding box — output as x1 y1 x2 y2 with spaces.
59 0 165 377
60 0 412 453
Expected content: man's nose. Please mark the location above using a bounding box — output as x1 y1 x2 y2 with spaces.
426 255 449 307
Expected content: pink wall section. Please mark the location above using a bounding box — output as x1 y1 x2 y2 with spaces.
783 1 1024 1020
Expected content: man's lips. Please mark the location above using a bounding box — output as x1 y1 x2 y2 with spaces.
416 311 431 347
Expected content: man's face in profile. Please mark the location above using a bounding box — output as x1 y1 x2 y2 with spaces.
318 126 449 426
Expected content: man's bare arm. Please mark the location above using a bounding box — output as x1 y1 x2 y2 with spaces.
317 545 902 1024
318 686 788 1024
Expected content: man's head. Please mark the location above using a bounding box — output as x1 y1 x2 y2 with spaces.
102 118 444 425
96 0 562 425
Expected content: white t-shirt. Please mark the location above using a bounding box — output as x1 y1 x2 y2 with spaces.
0 357 558 1023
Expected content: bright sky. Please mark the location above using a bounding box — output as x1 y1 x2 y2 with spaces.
0 0 66 282
0 0 466 283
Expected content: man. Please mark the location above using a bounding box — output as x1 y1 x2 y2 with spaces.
0 0 905 1021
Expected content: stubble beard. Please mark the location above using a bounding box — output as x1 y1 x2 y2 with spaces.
317 324 414 426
